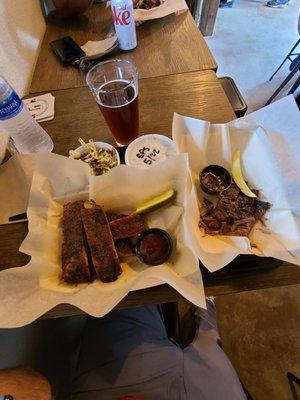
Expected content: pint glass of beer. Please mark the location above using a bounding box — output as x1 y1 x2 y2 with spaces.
86 59 139 145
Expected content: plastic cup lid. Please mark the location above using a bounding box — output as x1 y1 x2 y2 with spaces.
125 134 177 169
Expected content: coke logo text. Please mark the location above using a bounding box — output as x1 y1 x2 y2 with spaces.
112 6 131 25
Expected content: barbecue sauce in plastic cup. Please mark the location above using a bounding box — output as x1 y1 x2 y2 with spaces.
135 228 173 266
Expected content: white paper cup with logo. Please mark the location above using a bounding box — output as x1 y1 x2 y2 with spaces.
125 134 178 169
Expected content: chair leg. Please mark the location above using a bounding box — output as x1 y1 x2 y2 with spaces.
265 60 300 106
287 75 300 95
269 39 300 81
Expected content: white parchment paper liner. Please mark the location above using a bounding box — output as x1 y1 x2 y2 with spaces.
0 154 36 224
172 95 300 271
0 152 205 328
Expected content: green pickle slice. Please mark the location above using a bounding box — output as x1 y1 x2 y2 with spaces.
136 189 177 214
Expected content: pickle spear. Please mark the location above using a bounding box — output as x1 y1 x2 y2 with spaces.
232 150 257 198
136 189 176 214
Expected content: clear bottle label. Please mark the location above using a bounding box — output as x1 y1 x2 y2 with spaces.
0 90 23 120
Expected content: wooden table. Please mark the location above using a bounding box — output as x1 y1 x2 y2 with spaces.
40 70 236 154
2 69 234 268
1 70 300 319
30 3 217 93
1 70 235 269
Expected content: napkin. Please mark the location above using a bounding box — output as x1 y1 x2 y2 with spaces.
81 36 118 58
23 93 55 123
0 152 205 328
0 154 36 224
172 95 300 271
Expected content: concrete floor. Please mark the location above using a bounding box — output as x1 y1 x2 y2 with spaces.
216 285 300 400
205 0 300 112
178 285 300 400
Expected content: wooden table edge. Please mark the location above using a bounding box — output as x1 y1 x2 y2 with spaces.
39 261 300 320
29 67 219 96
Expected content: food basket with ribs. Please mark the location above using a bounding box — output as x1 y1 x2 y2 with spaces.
61 200 149 284
0 151 204 327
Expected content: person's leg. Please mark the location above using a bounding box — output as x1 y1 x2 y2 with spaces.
183 299 247 400
0 316 87 400
71 306 185 400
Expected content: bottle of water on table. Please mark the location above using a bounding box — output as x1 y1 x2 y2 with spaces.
0 75 53 154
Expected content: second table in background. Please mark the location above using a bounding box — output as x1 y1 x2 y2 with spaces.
30 3 217 93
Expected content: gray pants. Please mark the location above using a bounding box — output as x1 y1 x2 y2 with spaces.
71 303 247 400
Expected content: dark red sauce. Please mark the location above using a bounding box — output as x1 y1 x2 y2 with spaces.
137 229 172 265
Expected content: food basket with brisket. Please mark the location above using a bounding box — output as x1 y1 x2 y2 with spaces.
198 150 271 238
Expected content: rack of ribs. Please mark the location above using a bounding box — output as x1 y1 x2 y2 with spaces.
81 201 122 282
61 201 92 283
109 213 147 240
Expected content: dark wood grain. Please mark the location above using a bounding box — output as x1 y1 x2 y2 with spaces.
30 3 217 93
39 70 235 155
0 222 30 270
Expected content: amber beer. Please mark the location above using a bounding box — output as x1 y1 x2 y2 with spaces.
86 60 139 146
97 79 139 145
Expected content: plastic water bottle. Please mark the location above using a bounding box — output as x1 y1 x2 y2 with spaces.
0 76 53 154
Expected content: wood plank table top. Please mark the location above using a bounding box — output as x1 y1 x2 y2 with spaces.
1 70 299 320
30 3 217 93
39 69 235 154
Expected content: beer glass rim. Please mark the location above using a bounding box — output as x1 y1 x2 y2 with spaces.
86 59 138 93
